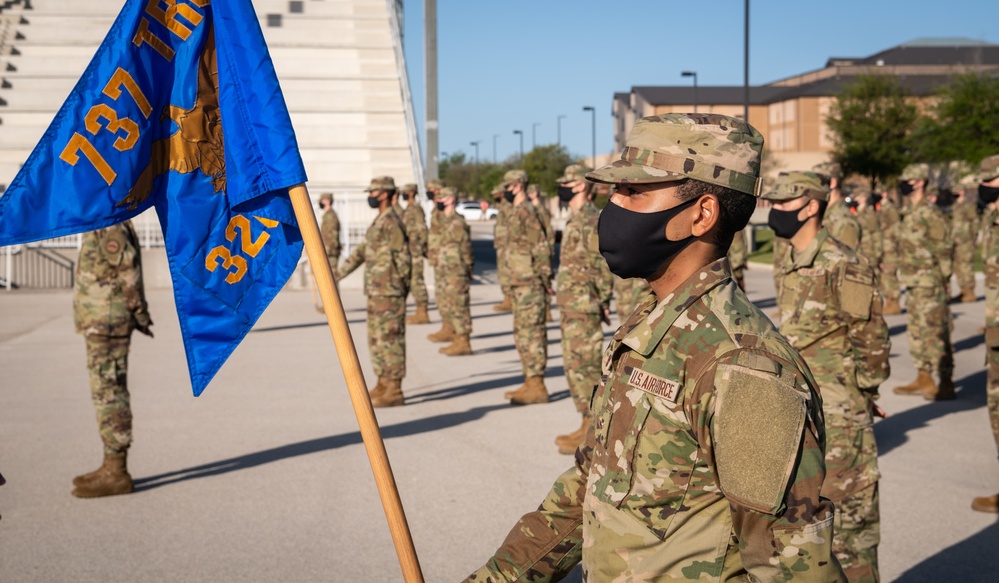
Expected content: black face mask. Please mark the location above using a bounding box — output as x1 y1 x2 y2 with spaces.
935 189 956 208
367 195 381 209
768 205 810 239
557 185 576 202
425 191 434 200
980 184 999 206
436 201 446 212
503 189 515 203
597 197 699 279
871 193 883 205
898 181 915 196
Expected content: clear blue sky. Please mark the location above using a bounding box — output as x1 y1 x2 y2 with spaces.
401 0 998 165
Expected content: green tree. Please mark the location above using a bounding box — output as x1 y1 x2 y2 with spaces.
440 145 579 200
908 73 999 166
826 74 919 187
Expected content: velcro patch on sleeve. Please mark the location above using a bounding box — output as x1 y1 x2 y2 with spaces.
840 263 874 319
713 362 806 515
101 231 126 266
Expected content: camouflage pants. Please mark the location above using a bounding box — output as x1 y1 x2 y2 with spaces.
881 264 900 303
437 267 472 336
954 240 976 292
85 335 132 455
496 248 511 298
511 285 547 377
560 311 603 415
410 256 429 306
833 483 880 583
905 284 953 379
986 328 999 453
367 295 406 380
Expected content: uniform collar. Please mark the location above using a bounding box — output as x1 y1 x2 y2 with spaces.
616 258 733 357
789 228 828 271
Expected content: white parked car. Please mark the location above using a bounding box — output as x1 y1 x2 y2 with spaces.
455 200 498 221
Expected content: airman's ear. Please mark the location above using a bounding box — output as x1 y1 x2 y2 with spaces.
691 194 720 238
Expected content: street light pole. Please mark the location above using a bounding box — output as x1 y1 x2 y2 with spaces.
532 122 541 149
492 133 499 163
557 114 566 147
470 141 480 165
513 129 524 162
681 70 698 113
744 0 750 123
582 106 595 169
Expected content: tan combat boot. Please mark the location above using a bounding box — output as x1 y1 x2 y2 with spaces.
371 378 405 408
555 416 590 455
545 304 554 322
427 322 454 343
368 376 387 400
406 304 431 325
71 452 133 498
961 286 976 303
893 370 936 396
493 296 512 312
882 297 902 315
925 376 956 401
73 453 115 487
440 335 472 356
507 376 550 406
972 494 999 513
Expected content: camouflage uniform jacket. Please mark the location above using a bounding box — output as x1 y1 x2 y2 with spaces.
336 207 411 297
556 202 612 314
775 229 888 496
982 207 999 329
823 201 861 250
877 197 901 269
898 198 953 287
856 206 882 267
430 212 473 276
502 201 552 289
469 259 843 583
320 207 341 261
727 228 749 277
74 221 152 337
400 200 429 260
951 198 978 251
534 200 555 255
493 199 513 253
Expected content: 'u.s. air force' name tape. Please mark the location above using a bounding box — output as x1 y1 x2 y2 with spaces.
628 367 679 404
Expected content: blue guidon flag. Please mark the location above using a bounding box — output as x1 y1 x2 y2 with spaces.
0 0 307 396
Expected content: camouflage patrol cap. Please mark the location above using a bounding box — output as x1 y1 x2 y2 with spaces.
557 164 589 183
586 113 764 196
319 192 333 203
527 184 540 195
980 155 999 182
761 171 830 202
426 179 444 190
491 184 504 196
502 169 528 186
438 186 458 199
956 173 980 192
402 183 418 193
846 181 871 198
900 163 930 182
365 176 396 192
812 161 842 181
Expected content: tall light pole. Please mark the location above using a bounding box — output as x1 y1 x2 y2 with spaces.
681 70 698 113
470 141 480 165
582 106 596 169
744 0 750 123
492 133 499 163
557 114 567 147
424 0 439 180
532 122 541 149
513 129 524 162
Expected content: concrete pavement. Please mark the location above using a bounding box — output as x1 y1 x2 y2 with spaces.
1 223 997 581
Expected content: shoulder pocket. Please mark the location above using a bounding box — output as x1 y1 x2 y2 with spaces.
840 263 874 319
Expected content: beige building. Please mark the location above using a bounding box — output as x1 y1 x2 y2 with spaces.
613 38 999 173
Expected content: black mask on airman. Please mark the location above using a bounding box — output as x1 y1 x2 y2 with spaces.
597 197 699 279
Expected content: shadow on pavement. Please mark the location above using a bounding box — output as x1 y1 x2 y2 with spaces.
954 333 985 353
893 521 999 583
251 318 367 333
752 296 777 310
874 369 987 456
888 323 907 338
132 403 511 492
406 366 568 405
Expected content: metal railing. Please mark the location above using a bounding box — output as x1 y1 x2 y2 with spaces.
2 243 74 289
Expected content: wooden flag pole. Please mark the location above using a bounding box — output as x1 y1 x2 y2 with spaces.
288 184 425 583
